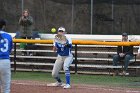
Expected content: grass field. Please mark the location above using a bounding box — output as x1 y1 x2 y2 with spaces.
11 71 140 88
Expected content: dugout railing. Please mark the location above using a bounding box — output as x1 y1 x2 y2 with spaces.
9 33 140 76
73 44 140 75
11 42 140 76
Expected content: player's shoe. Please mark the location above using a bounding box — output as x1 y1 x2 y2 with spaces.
119 71 129 76
47 82 62 87
123 72 129 76
63 84 71 89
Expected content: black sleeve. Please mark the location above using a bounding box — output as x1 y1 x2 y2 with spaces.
125 46 133 55
65 44 72 48
117 46 122 54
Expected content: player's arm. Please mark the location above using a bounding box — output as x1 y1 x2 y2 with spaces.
10 36 13 53
65 43 72 48
19 16 28 25
19 17 24 25
52 40 57 51
125 46 133 55
26 16 33 25
65 37 72 48
53 46 57 51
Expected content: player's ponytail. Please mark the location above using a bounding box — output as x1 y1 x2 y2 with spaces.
0 19 6 29
0 19 6 39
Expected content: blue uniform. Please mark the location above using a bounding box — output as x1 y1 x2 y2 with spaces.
52 36 73 88
55 40 72 56
0 31 13 59
0 30 13 93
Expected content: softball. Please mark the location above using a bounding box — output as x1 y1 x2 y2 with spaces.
51 28 56 33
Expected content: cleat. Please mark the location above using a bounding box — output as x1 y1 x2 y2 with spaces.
63 84 71 89
47 82 62 87
61 83 66 87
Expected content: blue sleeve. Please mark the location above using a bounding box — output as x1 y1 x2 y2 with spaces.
65 40 72 48
9 35 13 53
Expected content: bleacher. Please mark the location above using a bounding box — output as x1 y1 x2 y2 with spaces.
10 34 140 76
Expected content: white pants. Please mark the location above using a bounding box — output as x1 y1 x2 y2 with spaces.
0 59 11 93
52 54 73 78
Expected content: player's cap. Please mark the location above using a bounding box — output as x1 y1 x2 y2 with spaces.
122 32 128 36
58 27 65 32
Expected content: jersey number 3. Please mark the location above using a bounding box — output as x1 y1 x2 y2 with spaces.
0 39 8 52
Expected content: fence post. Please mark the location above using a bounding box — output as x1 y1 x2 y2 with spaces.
14 43 17 72
74 44 78 74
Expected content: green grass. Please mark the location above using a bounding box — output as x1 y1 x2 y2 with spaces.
12 71 140 88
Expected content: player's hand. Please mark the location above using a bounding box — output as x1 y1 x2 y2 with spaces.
22 16 27 20
64 43 71 48
119 53 125 57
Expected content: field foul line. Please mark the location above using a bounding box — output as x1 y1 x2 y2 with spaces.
12 82 47 86
77 86 140 93
12 82 140 93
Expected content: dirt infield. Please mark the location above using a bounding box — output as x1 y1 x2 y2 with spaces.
11 80 140 93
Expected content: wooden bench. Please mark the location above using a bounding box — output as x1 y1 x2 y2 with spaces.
11 61 140 75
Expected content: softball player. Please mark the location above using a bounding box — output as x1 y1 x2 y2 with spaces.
0 19 13 93
48 27 73 89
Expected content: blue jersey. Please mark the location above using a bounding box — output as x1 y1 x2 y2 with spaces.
0 31 13 59
54 36 72 56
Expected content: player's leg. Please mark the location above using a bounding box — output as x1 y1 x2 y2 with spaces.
1 59 11 93
0 64 2 93
123 54 133 75
113 54 120 66
0 78 2 93
63 54 73 88
51 55 64 86
112 54 120 75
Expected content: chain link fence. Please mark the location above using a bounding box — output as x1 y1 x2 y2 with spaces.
0 0 140 34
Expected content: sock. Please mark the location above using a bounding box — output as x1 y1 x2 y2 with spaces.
55 77 62 83
65 70 70 85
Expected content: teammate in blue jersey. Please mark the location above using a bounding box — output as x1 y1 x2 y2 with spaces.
0 19 13 93
47 27 73 89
